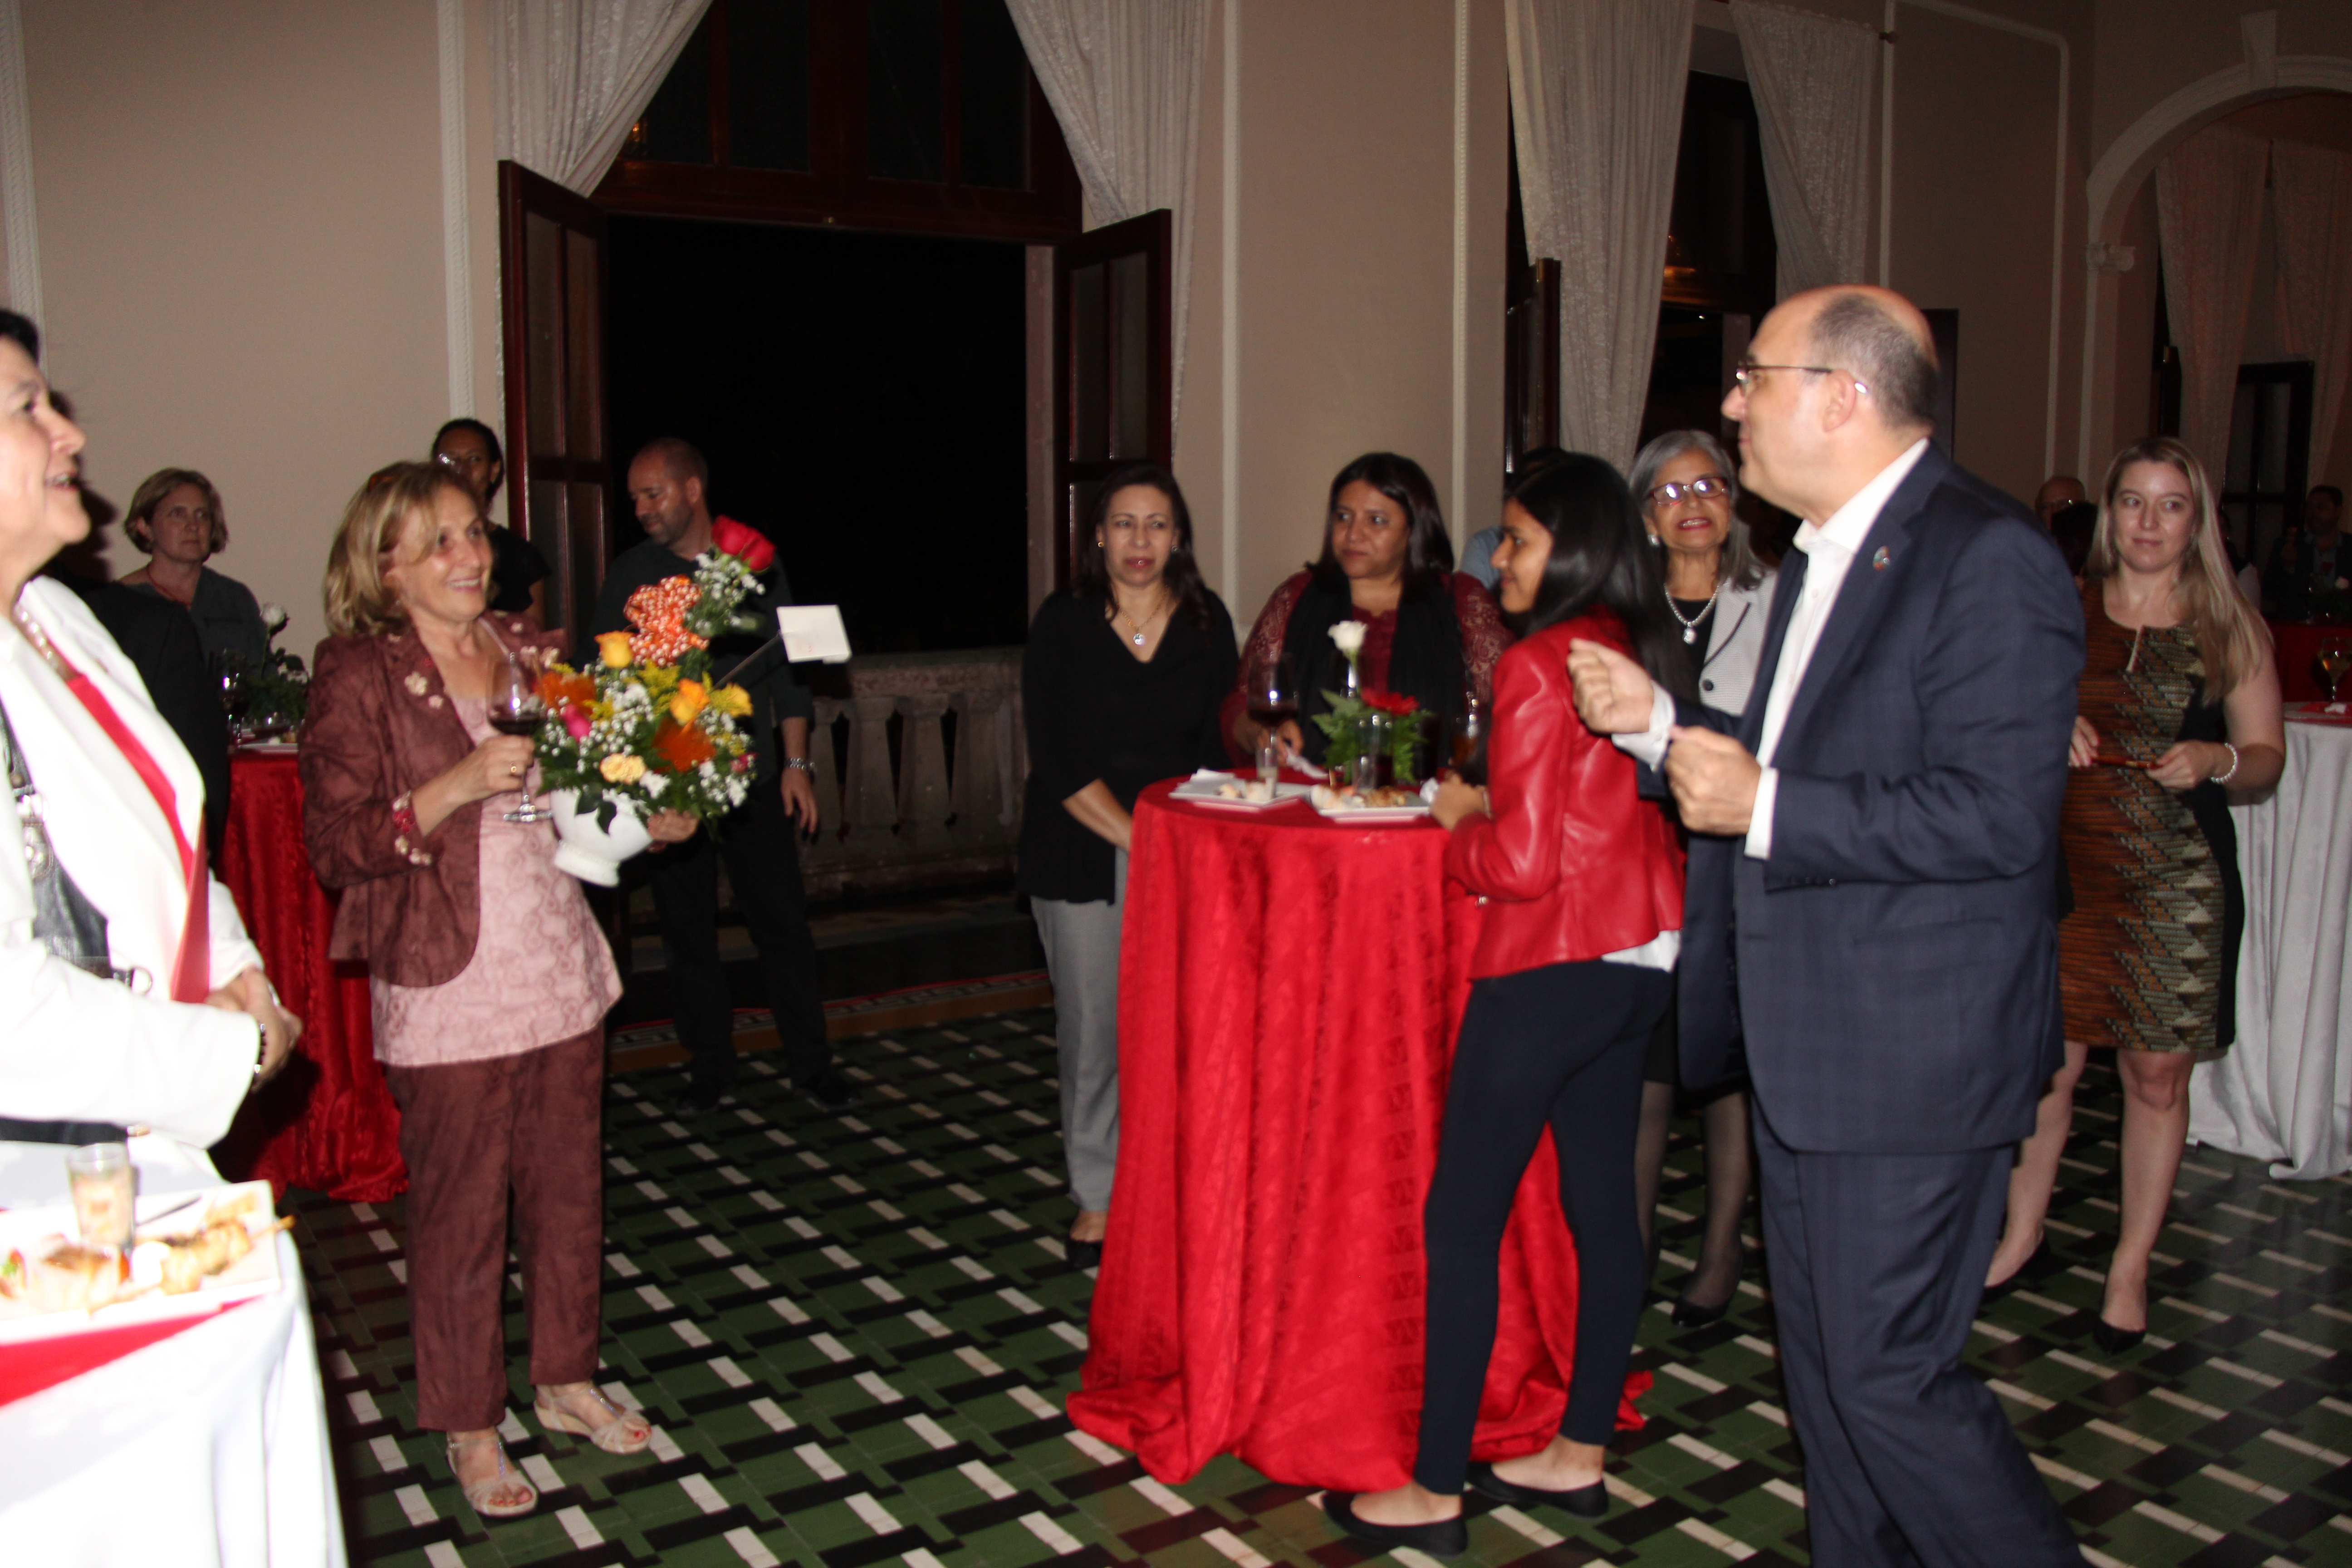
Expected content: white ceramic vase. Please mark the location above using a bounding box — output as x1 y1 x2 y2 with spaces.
549 788 652 887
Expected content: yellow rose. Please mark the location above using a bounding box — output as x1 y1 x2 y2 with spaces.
595 632 634 669
598 752 646 784
709 684 752 718
669 679 708 725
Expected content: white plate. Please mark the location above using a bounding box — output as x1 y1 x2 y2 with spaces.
1170 778 1312 810
0 1181 283 1343
1310 799 1431 823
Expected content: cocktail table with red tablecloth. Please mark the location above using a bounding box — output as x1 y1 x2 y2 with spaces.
213 750 405 1202
1069 779 1644 1492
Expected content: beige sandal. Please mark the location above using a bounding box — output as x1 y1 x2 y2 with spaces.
445 1431 538 1519
534 1382 653 1455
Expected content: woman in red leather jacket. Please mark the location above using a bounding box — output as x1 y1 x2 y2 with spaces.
1326 454 1691 1556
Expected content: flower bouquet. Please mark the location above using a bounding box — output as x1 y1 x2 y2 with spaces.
239 602 309 737
529 519 774 857
1311 621 1436 785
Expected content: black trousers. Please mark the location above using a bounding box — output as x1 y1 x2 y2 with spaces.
1751 1107 2084 1568
1413 958 1668 1494
645 779 830 1094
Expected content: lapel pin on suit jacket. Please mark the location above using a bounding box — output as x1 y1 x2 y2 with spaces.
1872 546 1891 570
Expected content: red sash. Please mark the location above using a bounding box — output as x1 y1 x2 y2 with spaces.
51 659 210 1003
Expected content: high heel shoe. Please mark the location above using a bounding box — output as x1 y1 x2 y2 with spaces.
1982 1234 2049 1302
2090 1318 2146 1355
1466 1461 1609 1519
1670 1248 1743 1330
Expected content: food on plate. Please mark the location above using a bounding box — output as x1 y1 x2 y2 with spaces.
1214 779 1277 804
1310 783 1423 811
0 1239 139 1313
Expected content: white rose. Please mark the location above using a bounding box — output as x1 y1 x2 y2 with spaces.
1328 621 1367 657
260 601 289 632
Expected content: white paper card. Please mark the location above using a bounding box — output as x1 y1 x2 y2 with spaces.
776 605 852 664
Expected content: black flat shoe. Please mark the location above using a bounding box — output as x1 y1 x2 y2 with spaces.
1067 1239 1103 1271
1670 1294 1731 1330
2090 1318 2146 1355
799 1068 859 1111
1466 1462 1609 1519
1319 1492 1468 1558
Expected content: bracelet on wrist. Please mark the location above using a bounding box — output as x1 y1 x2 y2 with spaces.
783 756 813 774
2210 741 2240 785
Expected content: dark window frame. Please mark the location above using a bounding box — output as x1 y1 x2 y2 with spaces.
595 0 1082 244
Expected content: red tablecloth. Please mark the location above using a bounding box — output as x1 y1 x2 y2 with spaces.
1070 781 1643 1491
2268 619 2347 703
213 752 405 1201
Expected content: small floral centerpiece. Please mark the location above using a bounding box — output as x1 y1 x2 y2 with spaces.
241 602 310 735
530 518 775 834
1311 621 1436 785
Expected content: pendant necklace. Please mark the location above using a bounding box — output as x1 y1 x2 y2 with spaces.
1665 579 1724 645
1114 595 1167 647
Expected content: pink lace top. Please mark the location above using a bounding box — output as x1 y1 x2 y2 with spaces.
370 698 621 1067
1219 570 1512 763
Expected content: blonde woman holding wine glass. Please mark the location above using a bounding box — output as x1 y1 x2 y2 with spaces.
302 462 697 1518
1985 438 2283 1356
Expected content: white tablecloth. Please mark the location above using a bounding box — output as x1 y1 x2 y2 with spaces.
0 1139 344 1567
2191 720 2352 1178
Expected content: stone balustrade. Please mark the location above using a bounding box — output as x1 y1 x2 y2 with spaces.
799 648 1027 897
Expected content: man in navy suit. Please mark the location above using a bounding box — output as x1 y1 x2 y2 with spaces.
1572 286 2085 1566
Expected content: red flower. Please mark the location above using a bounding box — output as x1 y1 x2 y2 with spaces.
711 516 775 573
1363 689 1421 716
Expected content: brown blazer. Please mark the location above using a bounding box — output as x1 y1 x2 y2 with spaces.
299 617 566 988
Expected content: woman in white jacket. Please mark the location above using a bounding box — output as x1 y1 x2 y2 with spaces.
0 309 294 1151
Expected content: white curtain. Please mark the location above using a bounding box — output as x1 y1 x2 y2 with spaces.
2155 125 2272 483
1004 0 1207 438
1730 0 1877 299
495 0 714 195
1506 0 1690 472
2270 138 2352 485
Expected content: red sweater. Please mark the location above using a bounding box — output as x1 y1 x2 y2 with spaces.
1445 611 1684 979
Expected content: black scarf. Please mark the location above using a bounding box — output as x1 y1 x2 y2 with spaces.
1281 562 1465 765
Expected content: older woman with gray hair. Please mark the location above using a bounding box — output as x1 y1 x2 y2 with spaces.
1625 427 1776 1329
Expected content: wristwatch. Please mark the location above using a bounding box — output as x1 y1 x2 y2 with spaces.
783 756 814 774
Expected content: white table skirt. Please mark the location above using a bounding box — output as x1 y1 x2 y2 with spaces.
2191 721 2352 1179
0 1140 344 1568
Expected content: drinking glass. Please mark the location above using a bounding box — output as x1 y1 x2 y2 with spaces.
1450 691 1483 772
488 657 550 823
2318 636 2351 702
211 651 251 743
1245 654 1298 767
66 1141 135 1251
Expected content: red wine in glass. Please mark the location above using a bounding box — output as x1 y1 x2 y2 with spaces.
1246 697 1298 731
490 657 550 823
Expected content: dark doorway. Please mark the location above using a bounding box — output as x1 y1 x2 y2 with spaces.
604 216 1030 652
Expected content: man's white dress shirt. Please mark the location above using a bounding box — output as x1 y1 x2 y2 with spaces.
1620 438 1931 860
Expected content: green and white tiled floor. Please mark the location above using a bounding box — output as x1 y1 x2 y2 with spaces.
296 1010 2352 1568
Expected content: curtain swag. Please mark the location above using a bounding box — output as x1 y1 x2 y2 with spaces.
2155 125 2272 485
495 0 713 196
1730 0 1877 300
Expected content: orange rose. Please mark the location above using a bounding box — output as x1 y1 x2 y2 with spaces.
669 679 708 725
653 719 716 773
595 632 634 669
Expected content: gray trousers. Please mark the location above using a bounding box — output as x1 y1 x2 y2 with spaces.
1029 849 1125 1212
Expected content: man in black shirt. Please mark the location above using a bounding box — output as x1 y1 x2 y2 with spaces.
592 438 851 1115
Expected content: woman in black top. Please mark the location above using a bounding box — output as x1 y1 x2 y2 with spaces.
433 418 551 626
1020 463 1236 1267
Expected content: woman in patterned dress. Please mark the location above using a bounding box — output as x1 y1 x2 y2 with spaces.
1984 438 2283 1352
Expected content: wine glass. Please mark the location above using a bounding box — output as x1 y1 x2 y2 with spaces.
1245 654 1298 776
1450 691 1483 774
211 651 251 743
487 657 549 823
2319 636 2352 703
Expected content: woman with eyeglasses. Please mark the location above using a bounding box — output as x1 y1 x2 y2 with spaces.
1622 430 1776 1331
120 467 272 671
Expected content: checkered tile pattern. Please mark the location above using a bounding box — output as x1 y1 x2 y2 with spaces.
294 1018 2352 1567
